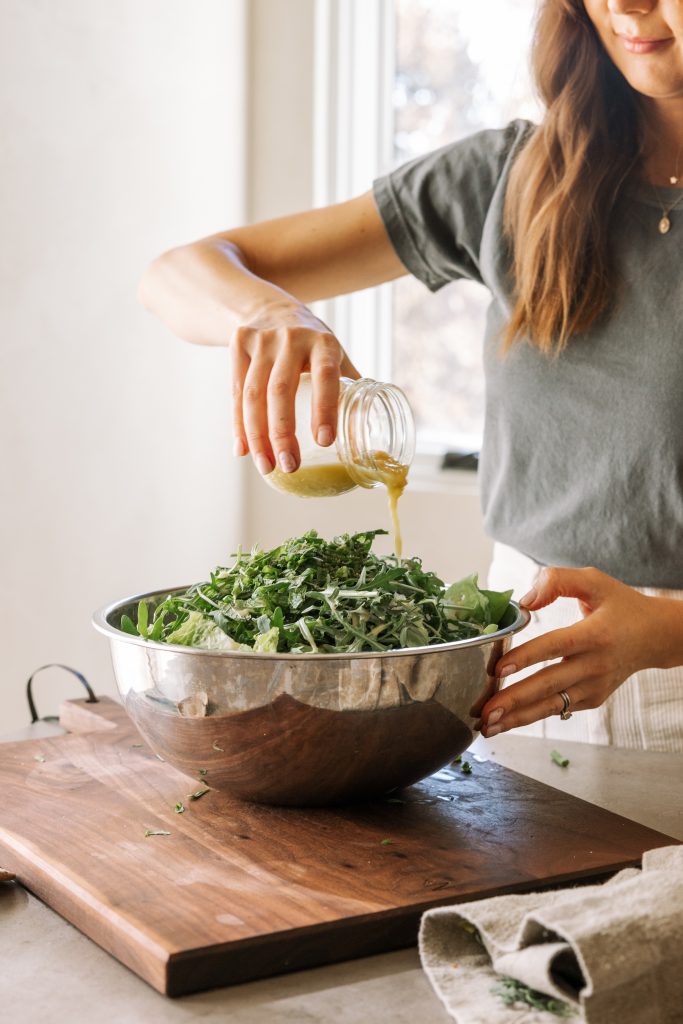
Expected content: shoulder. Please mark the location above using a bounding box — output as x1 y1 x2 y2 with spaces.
385 119 535 194
420 119 536 190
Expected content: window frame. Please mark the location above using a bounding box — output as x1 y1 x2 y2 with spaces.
312 0 481 489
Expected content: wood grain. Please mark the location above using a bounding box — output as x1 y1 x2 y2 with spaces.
0 698 676 996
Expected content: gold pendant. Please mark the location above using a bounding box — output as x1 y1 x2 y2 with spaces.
659 216 671 234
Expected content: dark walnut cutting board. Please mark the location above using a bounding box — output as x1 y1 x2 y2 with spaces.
0 698 675 996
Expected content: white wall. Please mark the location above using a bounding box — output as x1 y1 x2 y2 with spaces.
242 0 493 585
1 0 246 731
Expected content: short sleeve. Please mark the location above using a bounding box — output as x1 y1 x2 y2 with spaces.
372 119 534 291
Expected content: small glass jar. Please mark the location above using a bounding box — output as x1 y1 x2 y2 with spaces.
265 373 416 498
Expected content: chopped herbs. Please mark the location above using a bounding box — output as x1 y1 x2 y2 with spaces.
452 754 462 765
122 530 512 655
212 741 224 752
144 829 171 837
461 761 472 775
551 749 570 768
198 768 208 777
130 743 144 748
174 802 185 814
380 838 394 846
190 787 210 801
33 754 46 763
494 976 575 1017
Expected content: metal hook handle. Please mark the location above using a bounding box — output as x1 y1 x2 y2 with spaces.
26 664 98 723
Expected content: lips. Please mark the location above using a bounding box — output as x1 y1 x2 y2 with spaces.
618 34 673 54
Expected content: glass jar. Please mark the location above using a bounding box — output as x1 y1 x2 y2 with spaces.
265 374 416 498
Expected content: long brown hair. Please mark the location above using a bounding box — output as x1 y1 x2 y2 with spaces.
503 0 642 352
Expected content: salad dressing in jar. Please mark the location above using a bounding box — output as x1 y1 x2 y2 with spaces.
265 374 415 558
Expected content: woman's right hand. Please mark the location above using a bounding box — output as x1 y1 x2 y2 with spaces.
231 302 360 476
139 191 406 469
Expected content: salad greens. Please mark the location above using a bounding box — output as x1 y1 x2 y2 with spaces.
123 530 512 655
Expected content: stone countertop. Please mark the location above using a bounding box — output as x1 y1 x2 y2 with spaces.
2 727 681 1024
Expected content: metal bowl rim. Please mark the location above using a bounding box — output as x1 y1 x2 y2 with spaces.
93 587 530 661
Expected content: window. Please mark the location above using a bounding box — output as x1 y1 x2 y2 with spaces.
314 0 540 458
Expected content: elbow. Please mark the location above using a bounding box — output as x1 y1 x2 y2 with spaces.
138 247 179 314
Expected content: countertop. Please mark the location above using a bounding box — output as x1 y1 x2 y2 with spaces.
2 724 682 1024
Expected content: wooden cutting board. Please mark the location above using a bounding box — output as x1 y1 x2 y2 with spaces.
0 697 675 997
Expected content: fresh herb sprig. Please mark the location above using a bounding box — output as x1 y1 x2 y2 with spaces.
494 976 575 1017
123 530 512 656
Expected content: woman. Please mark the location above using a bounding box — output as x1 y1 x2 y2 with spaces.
139 0 683 749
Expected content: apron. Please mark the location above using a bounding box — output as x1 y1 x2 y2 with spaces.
487 543 683 751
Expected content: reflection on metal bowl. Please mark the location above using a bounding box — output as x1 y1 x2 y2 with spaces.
93 589 529 806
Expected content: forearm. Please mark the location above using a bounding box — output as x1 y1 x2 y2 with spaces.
138 192 406 347
138 239 300 347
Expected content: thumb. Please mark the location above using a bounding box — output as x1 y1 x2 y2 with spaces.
340 351 362 380
520 566 606 612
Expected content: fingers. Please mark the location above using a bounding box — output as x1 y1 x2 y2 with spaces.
480 657 600 735
309 337 343 446
340 351 362 381
231 320 348 470
242 345 275 475
520 566 607 612
267 356 303 473
495 620 593 680
482 680 590 735
230 341 249 458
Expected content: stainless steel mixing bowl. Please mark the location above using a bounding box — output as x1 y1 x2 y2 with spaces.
93 589 529 806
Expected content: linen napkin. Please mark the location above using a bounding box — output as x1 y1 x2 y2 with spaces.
419 845 683 1024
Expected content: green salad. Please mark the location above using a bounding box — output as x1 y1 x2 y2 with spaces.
121 529 512 655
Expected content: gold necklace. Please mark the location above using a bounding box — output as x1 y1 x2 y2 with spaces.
653 185 683 234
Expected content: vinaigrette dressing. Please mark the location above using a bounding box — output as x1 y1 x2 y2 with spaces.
262 374 414 559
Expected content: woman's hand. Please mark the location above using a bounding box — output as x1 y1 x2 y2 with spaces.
231 303 360 476
480 566 683 737
138 191 405 475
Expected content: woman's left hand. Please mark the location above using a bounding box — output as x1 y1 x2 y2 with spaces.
480 566 683 737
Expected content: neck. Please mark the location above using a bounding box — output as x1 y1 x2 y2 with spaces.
639 97 683 187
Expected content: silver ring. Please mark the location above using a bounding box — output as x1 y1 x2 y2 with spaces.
558 690 572 720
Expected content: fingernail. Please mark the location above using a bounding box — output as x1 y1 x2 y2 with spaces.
316 425 334 447
498 664 516 679
520 587 537 608
487 708 504 726
255 454 273 476
486 725 504 738
278 451 297 474
233 438 247 457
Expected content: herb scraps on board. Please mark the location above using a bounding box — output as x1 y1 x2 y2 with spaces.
174 802 185 814
380 838 394 846
120 530 513 655
551 750 570 768
190 787 210 801
144 829 171 838
461 761 472 775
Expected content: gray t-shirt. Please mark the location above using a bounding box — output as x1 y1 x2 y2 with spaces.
373 119 683 589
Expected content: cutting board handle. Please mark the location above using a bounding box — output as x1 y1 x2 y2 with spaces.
59 697 127 734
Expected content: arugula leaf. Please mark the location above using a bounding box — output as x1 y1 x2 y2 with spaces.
137 600 149 639
120 614 138 636
131 531 513 656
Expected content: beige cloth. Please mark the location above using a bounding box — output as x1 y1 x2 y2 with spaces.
419 844 683 1024
488 543 683 751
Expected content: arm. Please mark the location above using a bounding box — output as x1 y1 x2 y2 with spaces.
139 192 407 474
480 567 683 736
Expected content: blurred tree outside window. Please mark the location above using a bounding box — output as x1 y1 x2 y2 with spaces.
390 0 540 454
